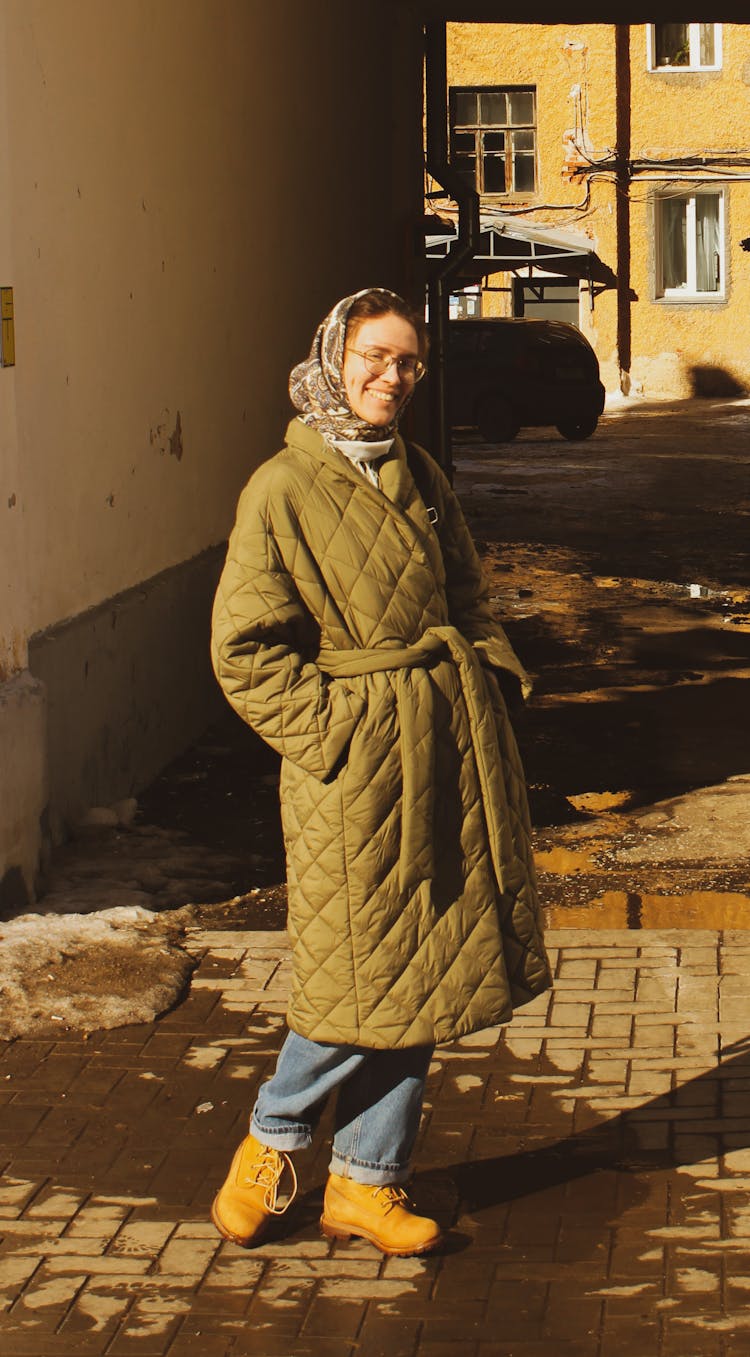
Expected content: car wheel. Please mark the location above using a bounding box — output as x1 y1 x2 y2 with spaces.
556 415 599 441
476 395 520 443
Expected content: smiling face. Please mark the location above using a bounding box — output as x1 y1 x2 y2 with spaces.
342 312 421 428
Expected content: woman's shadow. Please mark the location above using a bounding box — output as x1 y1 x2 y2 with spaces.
408 1033 750 1254
247 1033 750 1261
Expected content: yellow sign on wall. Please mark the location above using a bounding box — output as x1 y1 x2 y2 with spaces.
1 287 15 366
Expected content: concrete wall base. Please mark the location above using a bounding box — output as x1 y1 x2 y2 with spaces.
28 545 227 848
0 671 47 916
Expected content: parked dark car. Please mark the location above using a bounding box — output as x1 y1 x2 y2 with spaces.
448 317 606 442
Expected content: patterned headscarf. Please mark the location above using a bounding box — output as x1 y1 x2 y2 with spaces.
289 288 416 443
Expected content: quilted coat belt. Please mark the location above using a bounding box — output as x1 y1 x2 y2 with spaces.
318 627 515 897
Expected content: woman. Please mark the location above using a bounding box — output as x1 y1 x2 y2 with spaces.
210 287 550 1256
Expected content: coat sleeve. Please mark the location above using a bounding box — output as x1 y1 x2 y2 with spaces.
412 444 533 699
211 474 365 779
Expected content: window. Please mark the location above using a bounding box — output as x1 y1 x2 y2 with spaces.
648 23 722 71
514 280 581 326
450 287 482 320
655 190 724 299
450 87 536 195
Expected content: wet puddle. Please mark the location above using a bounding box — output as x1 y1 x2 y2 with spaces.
544 889 750 930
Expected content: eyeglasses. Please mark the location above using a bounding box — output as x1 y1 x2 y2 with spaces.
346 347 427 383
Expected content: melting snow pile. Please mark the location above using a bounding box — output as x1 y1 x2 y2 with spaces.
0 906 196 1039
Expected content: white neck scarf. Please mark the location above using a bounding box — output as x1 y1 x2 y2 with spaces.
330 437 394 489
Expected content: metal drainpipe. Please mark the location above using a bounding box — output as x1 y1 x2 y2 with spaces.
424 20 480 480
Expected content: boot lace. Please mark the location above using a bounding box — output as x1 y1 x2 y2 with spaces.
371 1183 410 1213
241 1146 298 1216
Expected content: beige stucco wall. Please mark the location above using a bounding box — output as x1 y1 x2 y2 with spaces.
0 3 25 680
0 0 424 905
446 21 750 400
3 0 422 642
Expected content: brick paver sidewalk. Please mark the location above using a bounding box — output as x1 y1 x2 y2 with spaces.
2 927 750 1357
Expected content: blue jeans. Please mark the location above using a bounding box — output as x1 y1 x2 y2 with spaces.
250 1031 433 1185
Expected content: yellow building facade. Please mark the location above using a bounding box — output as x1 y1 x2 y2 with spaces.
443 22 750 399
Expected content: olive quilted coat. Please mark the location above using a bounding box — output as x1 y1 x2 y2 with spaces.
211 418 550 1048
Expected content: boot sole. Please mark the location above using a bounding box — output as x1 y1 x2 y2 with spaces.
320 1215 443 1257
210 1195 269 1249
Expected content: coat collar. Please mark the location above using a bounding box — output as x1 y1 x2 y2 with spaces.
285 417 413 509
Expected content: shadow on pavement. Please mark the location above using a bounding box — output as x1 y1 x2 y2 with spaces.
415 1033 750 1253
517 674 750 811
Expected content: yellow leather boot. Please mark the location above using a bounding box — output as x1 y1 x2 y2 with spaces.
211 1134 297 1247
321 1173 442 1256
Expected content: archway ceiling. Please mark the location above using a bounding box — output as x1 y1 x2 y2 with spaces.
420 4 738 19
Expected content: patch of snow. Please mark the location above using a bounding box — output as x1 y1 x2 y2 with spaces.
0 907 195 1039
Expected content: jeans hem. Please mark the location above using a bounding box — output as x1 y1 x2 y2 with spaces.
251 1117 312 1153
329 1151 410 1186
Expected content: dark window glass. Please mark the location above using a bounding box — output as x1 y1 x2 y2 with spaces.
513 154 536 194
481 91 507 123
661 197 687 288
655 23 689 66
508 90 535 124
483 131 505 153
484 157 507 193
454 91 478 124
452 131 475 154
450 85 537 195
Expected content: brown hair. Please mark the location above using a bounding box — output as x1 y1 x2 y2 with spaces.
346 288 429 361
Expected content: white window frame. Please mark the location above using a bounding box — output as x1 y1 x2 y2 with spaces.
647 23 722 72
654 188 725 302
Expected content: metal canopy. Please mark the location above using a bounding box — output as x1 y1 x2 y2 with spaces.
426 210 616 286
